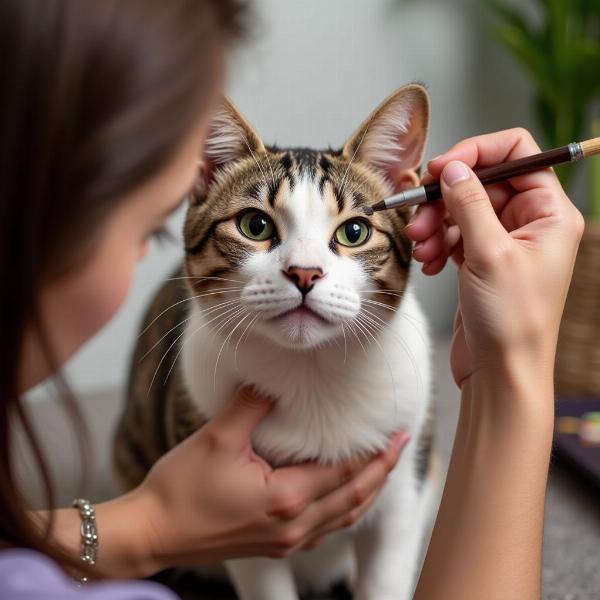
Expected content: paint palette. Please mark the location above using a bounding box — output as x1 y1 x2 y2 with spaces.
554 398 600 490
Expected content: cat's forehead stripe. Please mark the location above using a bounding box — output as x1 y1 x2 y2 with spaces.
267 178 282 207
182 138 416 312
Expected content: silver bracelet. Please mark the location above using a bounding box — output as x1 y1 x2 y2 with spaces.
72 498 99 584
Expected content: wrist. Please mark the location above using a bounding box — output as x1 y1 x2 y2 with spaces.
472 339 555 398
92 488 164 579
464 346 555 440
126 484 176 577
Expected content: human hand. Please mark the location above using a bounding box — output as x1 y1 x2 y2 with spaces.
405 128 584 387
130 386 408 574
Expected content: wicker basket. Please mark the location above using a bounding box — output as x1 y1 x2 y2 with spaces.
555 221 600 396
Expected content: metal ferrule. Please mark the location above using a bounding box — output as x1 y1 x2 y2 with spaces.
383 185 428 209
568 142 584 162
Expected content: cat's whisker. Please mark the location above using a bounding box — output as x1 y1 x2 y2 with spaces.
147 326 189 397
242 135 271 191
361 310 424 381
193 286 245 294
139 315 193 363
341 323 348 365
140 297 244 362
358 307 387 330
345 320 367 355
355 315 398 406
264 151 277 190
166 275 246 285
191 297 243 320
350 319 372 357
359 307 424 394
361 298 426 327
138 288 243 339
213 311 252 392
138 295 203 339
161 303 244 387
149 302 245 394
352 316 372 346
210 306 247 343
242 312 260 344
339 122 370 198
234 313 260 371
362 299 429 345
361 298 398 313
359 290 406 300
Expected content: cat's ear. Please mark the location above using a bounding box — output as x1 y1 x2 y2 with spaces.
204 97 265 165
195 98 265 198
342 84 430 191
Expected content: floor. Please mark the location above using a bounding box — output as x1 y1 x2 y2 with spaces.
21 339 600 598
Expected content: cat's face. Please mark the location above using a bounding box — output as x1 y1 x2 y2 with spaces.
184 85 429 350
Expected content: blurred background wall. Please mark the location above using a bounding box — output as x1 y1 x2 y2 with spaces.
45 0 572 396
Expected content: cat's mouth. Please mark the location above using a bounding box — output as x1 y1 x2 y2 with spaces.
272 304 329 324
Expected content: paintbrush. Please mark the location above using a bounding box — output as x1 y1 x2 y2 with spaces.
363 137 600 215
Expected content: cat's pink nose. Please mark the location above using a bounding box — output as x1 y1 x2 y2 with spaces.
283 266 324 296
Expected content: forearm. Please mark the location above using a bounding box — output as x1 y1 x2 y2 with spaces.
33 487 159 580
414 351 554 600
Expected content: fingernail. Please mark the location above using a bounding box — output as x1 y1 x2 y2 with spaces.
429 155 443 163
442 161 470 187
413 241 424 253
395 432 411 452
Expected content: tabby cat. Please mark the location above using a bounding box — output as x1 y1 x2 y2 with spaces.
114 84 435 600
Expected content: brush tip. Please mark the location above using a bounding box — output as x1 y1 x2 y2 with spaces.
362 205 374 216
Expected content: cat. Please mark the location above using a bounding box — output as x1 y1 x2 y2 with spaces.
114 83 435 600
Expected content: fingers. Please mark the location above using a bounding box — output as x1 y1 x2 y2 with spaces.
303 488 380 548
298 434 409 533
427 128 554 192
413 224 461 271
277 486 380 556
405 202 447 242
267 431 408 521
425 128 571 200
438 161 512 269
408 129 570 269
428 128 541 171
207 385 273 452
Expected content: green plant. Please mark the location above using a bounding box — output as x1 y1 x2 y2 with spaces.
487 0 600 217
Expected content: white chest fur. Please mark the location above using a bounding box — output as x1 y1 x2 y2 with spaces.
180 286 431 466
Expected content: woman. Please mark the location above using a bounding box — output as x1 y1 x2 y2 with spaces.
0 1 584 599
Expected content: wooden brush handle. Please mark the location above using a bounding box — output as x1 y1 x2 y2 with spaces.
474 146 572 186
423 146 572 202
582 137 600 157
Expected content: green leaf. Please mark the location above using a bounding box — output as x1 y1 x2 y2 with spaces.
484 0 600 196
486 0 532 36
491 25 559 104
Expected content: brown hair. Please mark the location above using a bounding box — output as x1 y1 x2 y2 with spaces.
0 0 249 573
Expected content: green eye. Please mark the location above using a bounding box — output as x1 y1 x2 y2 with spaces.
334 219 370 247
238 211 275 241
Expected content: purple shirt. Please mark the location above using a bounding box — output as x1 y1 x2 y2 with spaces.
0 549 177 600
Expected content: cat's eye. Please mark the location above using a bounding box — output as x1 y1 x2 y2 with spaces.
238 211 276 241
334 219 371 247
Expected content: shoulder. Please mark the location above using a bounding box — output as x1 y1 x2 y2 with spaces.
0 548 177 600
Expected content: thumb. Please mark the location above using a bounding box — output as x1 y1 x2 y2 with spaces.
440 161 510 265
209 385 274 451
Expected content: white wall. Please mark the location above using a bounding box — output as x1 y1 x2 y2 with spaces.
56 0 538 396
